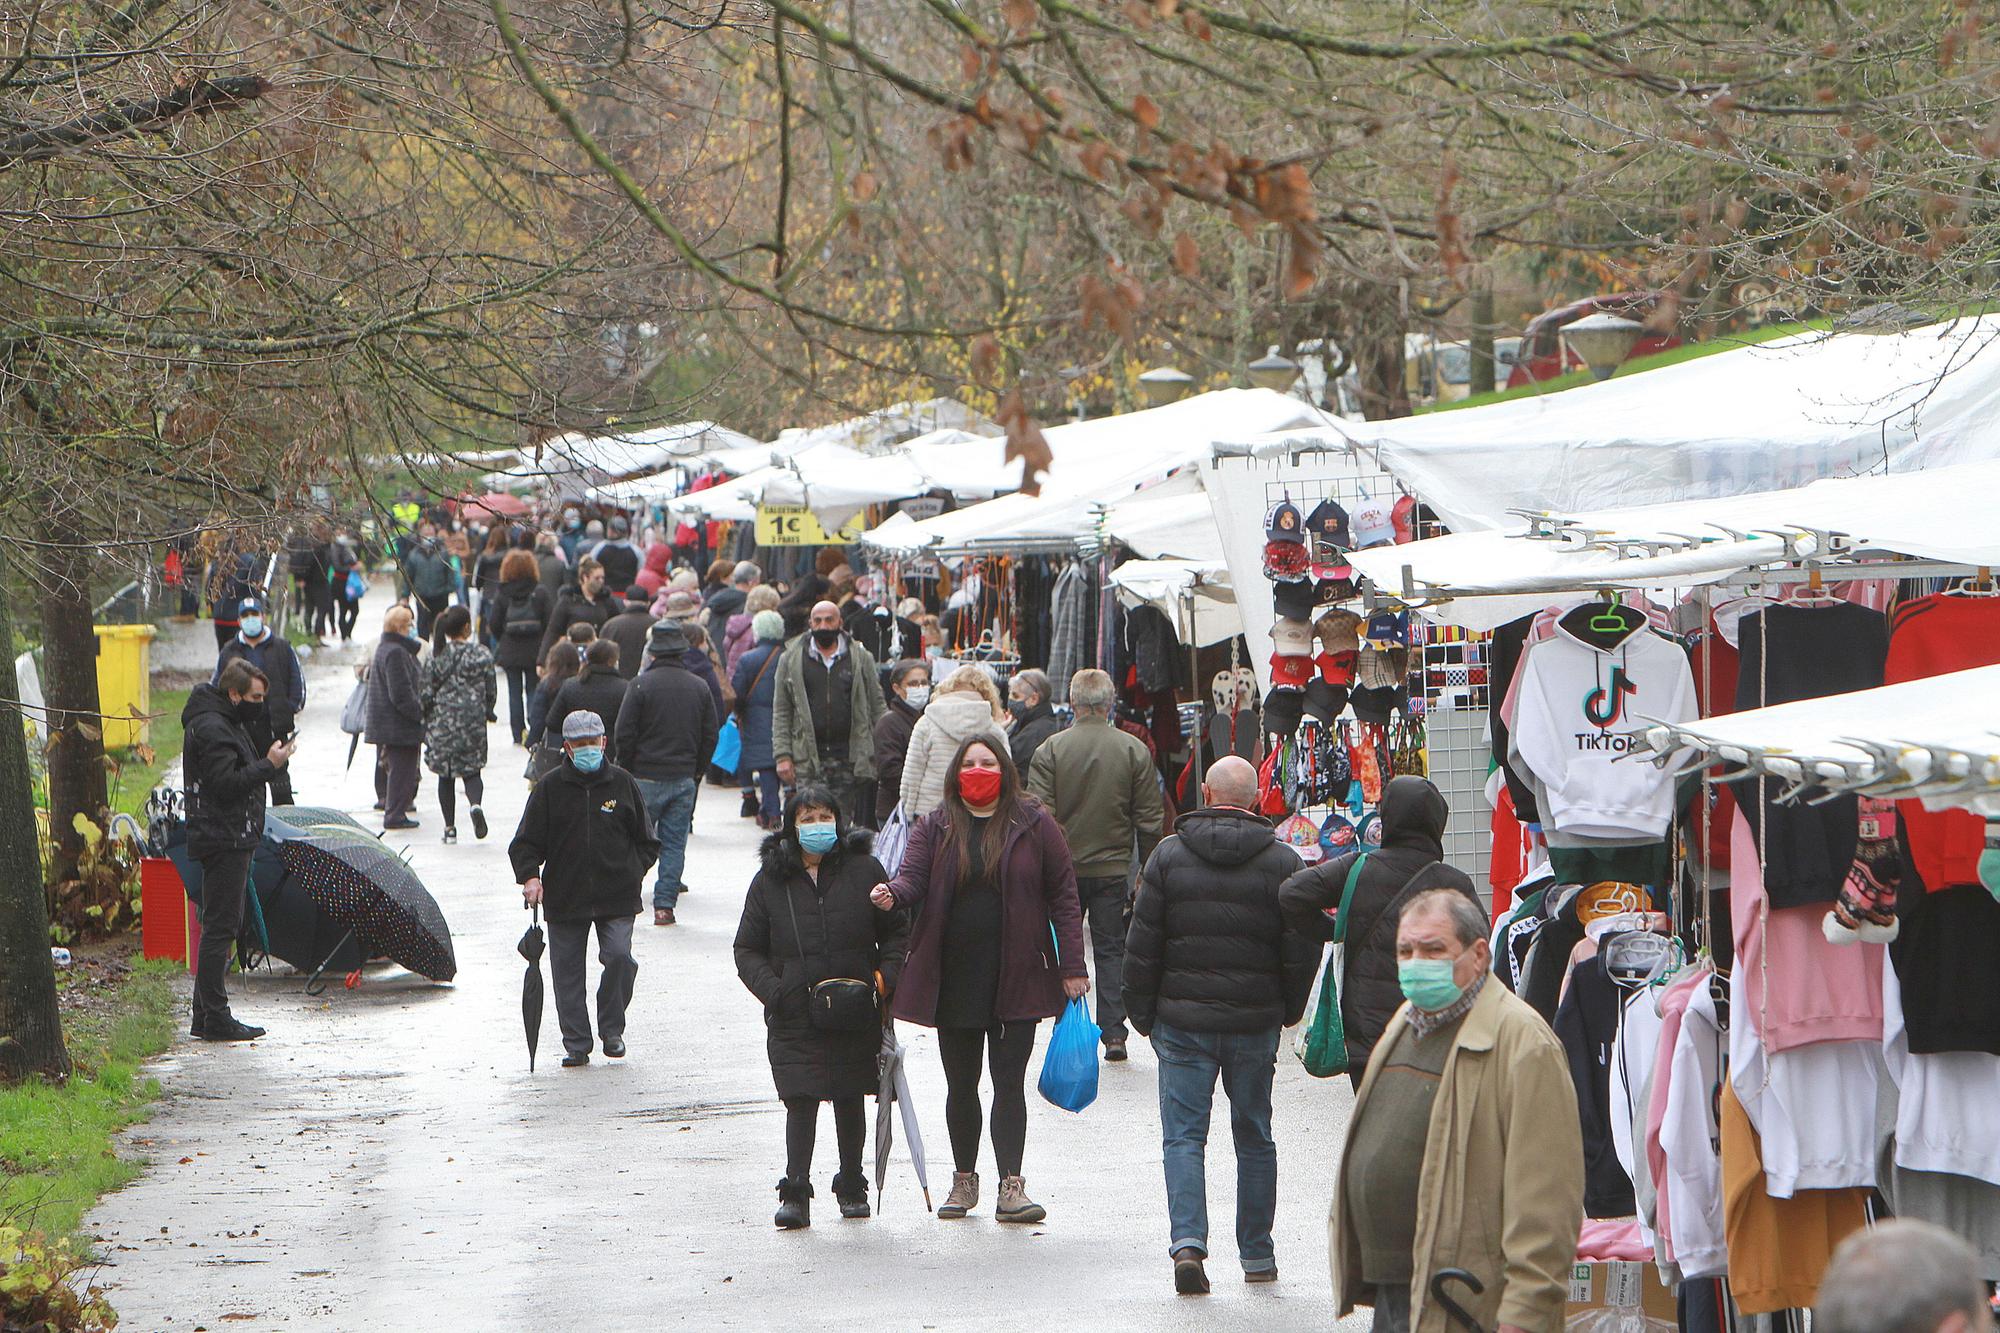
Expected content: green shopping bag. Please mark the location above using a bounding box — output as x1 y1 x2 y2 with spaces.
1299 852 1368 1078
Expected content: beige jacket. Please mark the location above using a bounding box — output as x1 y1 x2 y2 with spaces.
1331 976 1584 1333
897 693 1009 817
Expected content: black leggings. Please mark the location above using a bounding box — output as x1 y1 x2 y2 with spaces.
337 597 360 641
437 772 485 829
937 1022 1038 1178
784 1095 865 1183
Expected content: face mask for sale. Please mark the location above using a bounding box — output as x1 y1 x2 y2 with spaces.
1398 957 1464 1011
797 824 839 855
903 686 930 710
570 745 605 773
239 616 265 639
811 627 840 649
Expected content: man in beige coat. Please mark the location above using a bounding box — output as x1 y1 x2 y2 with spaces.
1331 888 1583 1333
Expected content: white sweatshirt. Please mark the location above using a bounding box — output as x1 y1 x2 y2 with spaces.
1508 624 1695 839
1661 980 1727 1279
1884 953 2000 1187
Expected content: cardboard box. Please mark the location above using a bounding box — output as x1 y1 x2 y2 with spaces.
1564 1261 1678 1327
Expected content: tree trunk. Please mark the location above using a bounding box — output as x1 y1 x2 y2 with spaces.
1469 284 1497 396
38 529 108 886
0 546 71 1083
1349 319 1413 420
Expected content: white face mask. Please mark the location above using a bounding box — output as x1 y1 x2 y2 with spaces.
904 685 931 709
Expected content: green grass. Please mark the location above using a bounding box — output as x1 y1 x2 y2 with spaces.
108 687 188 820
1417 319 1829 414
0 958 179 1239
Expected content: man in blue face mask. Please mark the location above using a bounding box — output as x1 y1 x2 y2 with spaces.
213 595 305 804
509 710 661 1067
1329 888 1584 1333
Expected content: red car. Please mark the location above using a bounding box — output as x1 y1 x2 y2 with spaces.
1505 292 1681 388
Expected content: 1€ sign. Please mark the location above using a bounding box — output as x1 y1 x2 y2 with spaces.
755 504 867 547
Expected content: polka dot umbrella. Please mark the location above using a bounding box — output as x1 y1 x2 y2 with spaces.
277 827 456 983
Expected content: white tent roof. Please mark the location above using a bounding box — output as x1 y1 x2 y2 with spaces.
865 388 1334 553
504 420 761 483
770 397 999 455
1110 559 1238 646
1100 475 1224 564
1634 661 2000 815
1345 456 2000 631
1235 317 2000 534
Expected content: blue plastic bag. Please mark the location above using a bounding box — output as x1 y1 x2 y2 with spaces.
712 715 742 774
1037 996 1100 1113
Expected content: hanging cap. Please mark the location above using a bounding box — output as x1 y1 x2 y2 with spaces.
1271 577 1317 621
1263 540 1310 582
1363 610 1410 648
1303 677 1347 723
1349 496 1397 549
1305 498 1351 554
1269 617 1315 655
1264 497 1306 545
1262 686 1304 737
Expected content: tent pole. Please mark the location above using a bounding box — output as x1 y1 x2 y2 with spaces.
1186 575 1204 798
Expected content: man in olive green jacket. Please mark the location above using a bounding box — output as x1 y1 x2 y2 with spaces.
1027 668 1164 1058
771 600 886 826
1331 887 1584 1333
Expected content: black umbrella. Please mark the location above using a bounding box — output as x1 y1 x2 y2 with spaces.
169 814 367 978
274 805 368 834
519 905 545 1072
279 827 457 982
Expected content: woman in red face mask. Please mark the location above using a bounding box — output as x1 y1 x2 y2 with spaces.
871 736 1089 1225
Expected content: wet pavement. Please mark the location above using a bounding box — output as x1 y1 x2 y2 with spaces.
87 624 1369 1330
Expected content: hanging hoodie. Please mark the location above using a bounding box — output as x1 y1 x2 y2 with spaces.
1553 952 1636 1217
1885 592 2000 892
1508 622 1695 841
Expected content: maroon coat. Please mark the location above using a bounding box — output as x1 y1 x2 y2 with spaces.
885 803 1087 1027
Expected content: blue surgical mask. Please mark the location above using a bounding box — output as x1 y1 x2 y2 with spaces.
570 745 605 773
797 824 839 855
1398 957 1464 1011
239 616 264 639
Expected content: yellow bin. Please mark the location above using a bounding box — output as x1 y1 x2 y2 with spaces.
94 624 157 749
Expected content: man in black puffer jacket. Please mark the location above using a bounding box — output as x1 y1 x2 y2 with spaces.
1278 774 1481 1089
1123 756 1318 1295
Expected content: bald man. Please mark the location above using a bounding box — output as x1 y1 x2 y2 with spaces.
770 597 886 827
1123 754 1321 1294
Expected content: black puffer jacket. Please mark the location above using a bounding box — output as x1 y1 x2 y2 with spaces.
181 684 278 858
613 655 718 783
537 583 619 661
507 755 660 922
1279 775 1480 1071
488 577 553 672
1124 806 1319 1035
363 632 424 747
734 829 910 1100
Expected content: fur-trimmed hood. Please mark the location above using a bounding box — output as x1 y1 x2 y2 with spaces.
758 825 875 877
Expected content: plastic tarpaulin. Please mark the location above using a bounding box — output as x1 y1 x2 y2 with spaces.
1345 456 2000 631
1260 318 2000 535
1634 662 2000 815
1110 559 1238 646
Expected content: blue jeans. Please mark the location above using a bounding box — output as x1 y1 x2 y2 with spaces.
753 768 782 823
635 776 697 910
1151 1021 1280 1273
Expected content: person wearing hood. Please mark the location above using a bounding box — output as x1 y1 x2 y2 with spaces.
537 556 619 662
181 659 295 1041
365 604 426 830
509 710 660 1066
633 541 672 599
733 610 789 830
614 619 718 926
734 784 910 1229
772 600 887 829
587 514 641 597
1005 668 1062 774
896 664 1009 818
706 560 757 625
1279 775 1481 1088
1123 756 1317 1294
871 659 930 825
402 522 457 641
214 595 305 805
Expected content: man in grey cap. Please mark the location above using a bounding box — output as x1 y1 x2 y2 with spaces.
614 619 718 927
509 709 659 1065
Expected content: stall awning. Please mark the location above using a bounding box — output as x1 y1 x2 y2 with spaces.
1110 559 1238 647
1102 481 1224 564
499 420 761 483
1633 661 2000 816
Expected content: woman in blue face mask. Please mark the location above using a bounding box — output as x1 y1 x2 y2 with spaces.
734 784 911 1230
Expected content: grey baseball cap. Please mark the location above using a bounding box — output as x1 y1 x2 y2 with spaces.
561 710 605 741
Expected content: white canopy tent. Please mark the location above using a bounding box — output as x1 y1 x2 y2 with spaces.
491 420 761 486
1633 662 2000 816
769 397 999 455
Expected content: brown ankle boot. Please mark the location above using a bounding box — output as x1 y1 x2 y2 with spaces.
996 1175 1045 1223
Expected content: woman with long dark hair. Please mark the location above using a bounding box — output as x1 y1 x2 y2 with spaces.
547 639 630 768
525 640 581 751
735 785 909 1229
489 549 554 745
870 736 1088 1224
473 523 510 642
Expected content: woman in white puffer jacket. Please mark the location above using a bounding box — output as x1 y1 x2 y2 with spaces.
898 664 1011 817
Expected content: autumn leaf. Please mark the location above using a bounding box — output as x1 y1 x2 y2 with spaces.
1182 9 1212 39
1133 94 1161 131
1002 0 1037 35
970 334 1003 384
1081 141 1115 182
851 171 879 202
1123 0 1154 26
1172 232 1199 276
960 45 982 80
995 390 1053 497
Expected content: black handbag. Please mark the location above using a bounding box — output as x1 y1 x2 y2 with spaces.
782 877 879 1032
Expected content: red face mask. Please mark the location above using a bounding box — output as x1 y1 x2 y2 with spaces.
957 766 1003 807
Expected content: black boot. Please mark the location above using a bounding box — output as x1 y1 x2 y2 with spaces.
774 1177 812 1229
739 791 760 819
832 1169 871 1219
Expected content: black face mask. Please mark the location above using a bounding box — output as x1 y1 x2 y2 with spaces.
235 699 266 725
1008 700 1030 721
811 627 840 649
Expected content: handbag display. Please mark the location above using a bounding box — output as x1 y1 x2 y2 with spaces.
782 877 880 1032
1297 851 1369 1078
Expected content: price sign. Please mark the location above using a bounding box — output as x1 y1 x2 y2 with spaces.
755 505 866 546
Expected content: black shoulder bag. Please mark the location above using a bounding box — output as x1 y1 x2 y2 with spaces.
782 874 880 1031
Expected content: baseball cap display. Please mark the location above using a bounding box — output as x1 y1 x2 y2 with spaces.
1278 813 1324 864
1364 610 1411 648
1271 576 1317 621
1349 494 1397 548
1269 617 1316 655
1356 645 1408 691
1264 496 1305 544
1263 539 1310 581
1268 652 1315 689
1316 650 1357 687
1304 498 1351 557
1303 677 1347 724
1349 684 1408 725
1315 608 1362 655
1314 574 1358 603
1392 494 1420 544
1263 686 1304 736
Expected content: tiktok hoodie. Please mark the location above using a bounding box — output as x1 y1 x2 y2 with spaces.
1508 623 1696 841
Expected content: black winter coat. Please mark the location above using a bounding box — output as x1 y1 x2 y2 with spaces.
538 584 619 661
613 656 718 783
364 633 424 747
181 684 278 858
488 578 553 671
871 698 920 824
1124 806 1318 1035
1278 775 1481 1071
508 756 660 922
734 830 910 1101
547 671 630 767
1007 701 1062 775
600 609 656 680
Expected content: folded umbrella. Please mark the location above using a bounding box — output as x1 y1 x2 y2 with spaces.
518 905 545 1072
279 827 457 982
873 1019 932 1213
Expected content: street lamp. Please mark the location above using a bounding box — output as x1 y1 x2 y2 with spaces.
1561 313 1645 381
1137 365 1194 407
1247 348 1301 393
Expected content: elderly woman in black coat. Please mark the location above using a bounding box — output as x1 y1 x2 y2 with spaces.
734 785 909 1230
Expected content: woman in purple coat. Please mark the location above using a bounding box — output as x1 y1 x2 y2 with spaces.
870 736 1088 1226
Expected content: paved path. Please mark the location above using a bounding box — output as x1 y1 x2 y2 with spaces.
88 626 1368 1330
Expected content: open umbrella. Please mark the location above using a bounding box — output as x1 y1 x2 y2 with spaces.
278 827 457 983
454 490 531 521
874 1019 932 1213
170 813 368 978
519 905 545 1072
